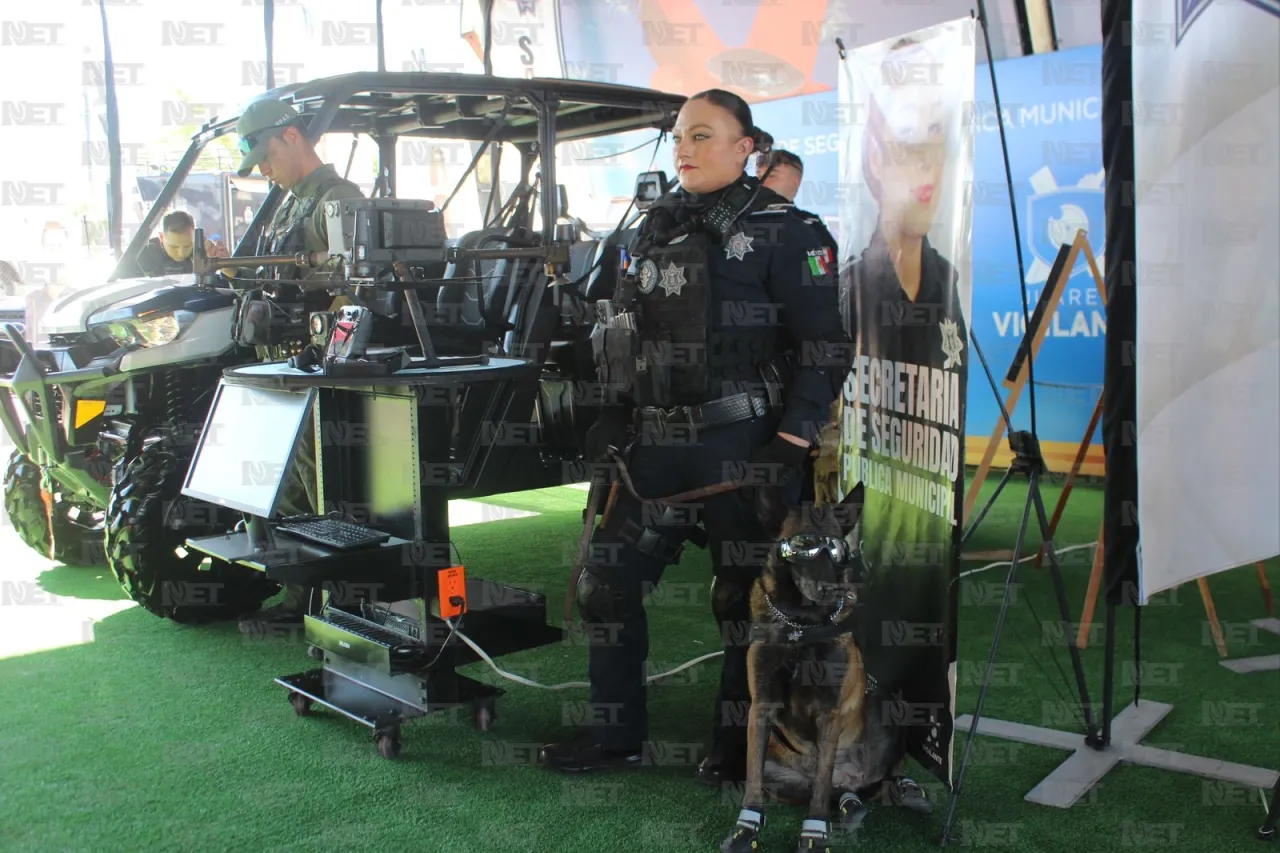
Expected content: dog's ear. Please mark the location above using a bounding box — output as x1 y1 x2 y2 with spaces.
834 482 865 540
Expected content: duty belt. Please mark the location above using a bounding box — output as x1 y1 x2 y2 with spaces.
635 392 768 430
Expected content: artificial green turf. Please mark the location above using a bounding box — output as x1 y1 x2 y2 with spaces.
0 476 1276 853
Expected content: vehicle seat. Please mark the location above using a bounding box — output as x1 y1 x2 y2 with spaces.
435 227 538 354
542 237 604 370
568 239 600 288
583 227 639 303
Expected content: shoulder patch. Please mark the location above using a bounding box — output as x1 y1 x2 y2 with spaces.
805 247 834 276
749 202 794 216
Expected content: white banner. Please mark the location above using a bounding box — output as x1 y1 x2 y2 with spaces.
834 17 975 788
461 0 566 79
1133 0 1280 602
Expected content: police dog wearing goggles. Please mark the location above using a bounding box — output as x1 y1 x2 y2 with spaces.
722 484 905 853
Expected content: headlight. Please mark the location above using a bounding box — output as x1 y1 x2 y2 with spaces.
93 310 195 349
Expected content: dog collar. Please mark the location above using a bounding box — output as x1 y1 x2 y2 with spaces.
761 591 850 643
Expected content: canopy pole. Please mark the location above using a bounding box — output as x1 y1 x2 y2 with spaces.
376 0 386 72
97 0 122 261
265 0 275 88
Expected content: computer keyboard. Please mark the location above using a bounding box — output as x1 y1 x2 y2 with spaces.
276 518 392 551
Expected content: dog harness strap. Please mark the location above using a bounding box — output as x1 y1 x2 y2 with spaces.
800 819 829 838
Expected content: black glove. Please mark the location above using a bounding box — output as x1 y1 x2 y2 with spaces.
584 408 633 463
741 435 811 530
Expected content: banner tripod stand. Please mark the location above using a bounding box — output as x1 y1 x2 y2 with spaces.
938 330 1102 846
940 1 1101 843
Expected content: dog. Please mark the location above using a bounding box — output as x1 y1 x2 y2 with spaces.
720 483 904 853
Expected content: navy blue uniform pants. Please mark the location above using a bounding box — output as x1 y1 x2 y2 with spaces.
577 415 798 753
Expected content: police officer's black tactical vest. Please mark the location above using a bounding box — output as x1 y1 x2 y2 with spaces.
593 175 789 408
255 169 351 278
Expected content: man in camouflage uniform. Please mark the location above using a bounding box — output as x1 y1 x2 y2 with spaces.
230 98 365 635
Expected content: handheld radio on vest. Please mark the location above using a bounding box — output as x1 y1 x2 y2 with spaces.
699 179 761 237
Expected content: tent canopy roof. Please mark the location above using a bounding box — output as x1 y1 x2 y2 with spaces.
204 72 689 145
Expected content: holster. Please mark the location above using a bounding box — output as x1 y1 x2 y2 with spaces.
757 353 796 409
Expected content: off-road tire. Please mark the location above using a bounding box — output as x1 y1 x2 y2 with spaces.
3 449 106 565
106 435 280 623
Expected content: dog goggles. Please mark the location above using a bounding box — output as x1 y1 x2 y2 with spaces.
778 533 852 564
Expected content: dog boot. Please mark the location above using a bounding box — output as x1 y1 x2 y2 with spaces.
886 776 933 814
835 791 869 833
720 808 764 853
795 819 831 852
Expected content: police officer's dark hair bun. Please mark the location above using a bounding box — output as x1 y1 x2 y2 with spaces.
688 88 766 152
751 128 774 156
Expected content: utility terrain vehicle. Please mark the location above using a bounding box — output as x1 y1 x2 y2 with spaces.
0 71 683 622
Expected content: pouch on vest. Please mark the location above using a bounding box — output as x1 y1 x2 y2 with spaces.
590 300 638 397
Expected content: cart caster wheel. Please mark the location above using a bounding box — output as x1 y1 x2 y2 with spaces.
307 645 324 661
473 699 496 732
289 692 312 717
377 733 402 759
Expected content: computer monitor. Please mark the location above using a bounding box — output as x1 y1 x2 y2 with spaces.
182 381 318 519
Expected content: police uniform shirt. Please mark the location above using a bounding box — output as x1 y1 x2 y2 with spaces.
717 198 847 443
841 226 967 683
791 205 837 257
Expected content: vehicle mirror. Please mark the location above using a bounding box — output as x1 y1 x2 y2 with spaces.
634 171 669 210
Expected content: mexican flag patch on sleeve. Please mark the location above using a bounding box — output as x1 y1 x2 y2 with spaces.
806 247 832 276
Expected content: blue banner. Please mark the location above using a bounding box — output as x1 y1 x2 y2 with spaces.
748 47 1107 467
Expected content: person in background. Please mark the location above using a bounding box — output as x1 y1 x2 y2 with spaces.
116 211 228 278
757 146 837 257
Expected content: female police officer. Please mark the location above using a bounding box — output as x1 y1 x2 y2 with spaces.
539 89 850 783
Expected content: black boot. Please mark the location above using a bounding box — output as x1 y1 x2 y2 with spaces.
539 731 644 774
696 729 747 787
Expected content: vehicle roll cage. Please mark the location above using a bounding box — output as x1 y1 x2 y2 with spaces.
118 72 686 283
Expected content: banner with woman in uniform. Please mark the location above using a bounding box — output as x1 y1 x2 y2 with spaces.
831 18 975 789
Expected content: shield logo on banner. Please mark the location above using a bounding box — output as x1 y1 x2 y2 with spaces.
1024 165 1106 284
1179 0 1280 45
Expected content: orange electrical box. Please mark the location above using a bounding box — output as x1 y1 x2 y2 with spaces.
438 565 467 619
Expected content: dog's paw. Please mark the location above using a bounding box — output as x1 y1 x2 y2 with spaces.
794 819 831 852
835 791 869 834
721 808 765 853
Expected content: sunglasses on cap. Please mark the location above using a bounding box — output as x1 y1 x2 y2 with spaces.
778 533 853 564
238 124 293 157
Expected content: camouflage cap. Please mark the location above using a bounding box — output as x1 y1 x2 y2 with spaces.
236 98 304 177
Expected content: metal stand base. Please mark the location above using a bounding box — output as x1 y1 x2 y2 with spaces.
1221 619 1280 675
955 702 1279 809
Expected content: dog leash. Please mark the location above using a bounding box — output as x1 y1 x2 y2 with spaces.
562 450 749 630
605 448 747 505
562 480 612 628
